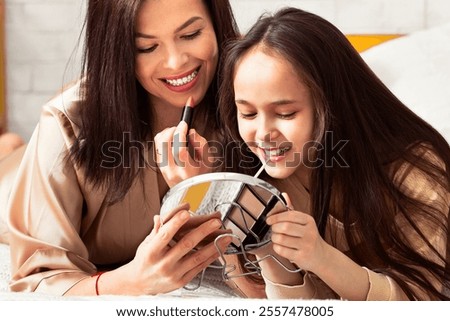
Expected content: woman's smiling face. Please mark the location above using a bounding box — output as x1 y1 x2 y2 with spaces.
234 48 315 179
135 0 218 109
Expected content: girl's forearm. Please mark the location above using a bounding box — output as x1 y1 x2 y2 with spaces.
312 244 370 300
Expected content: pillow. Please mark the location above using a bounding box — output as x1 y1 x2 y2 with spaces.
361 23 450 142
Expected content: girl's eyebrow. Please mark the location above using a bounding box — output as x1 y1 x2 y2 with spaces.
135 16 203 39
235 99 297 106
235 99 252 106
269 99 297 106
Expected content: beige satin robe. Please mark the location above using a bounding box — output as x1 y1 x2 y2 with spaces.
0 83 163 295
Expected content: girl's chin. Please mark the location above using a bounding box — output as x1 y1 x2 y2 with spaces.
264 166 296 180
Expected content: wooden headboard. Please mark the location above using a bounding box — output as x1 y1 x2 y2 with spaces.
0 0 4 133
347 34 402 52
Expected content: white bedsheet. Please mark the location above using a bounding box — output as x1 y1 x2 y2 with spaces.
0 243 237 300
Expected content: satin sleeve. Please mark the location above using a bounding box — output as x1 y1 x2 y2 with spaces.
7 100 97 295
263 271 339 299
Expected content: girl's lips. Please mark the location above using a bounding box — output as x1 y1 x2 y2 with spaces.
257 145 291 162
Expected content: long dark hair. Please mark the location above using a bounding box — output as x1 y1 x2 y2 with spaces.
69 0 238 203
218 7 450 300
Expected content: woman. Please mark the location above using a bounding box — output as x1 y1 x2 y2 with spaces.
218 8 450 300
1 0 238 296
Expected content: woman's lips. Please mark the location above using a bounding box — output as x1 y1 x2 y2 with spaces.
161 67 201 93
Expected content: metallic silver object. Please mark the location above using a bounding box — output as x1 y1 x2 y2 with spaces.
160 172 302 288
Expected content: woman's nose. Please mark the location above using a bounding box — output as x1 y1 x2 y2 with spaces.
164 44 188 70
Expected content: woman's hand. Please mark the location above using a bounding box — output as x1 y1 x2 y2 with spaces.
120 203 231 295
154 121 214 187
265 193 329 273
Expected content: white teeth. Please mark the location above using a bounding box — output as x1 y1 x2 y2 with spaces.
260 146 290 157
165 70 198 87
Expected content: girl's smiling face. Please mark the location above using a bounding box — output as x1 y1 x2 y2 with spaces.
135 0 218 110
234 48 315 179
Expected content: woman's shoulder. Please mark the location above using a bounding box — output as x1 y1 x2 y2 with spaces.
46 79 83 107
38 79 85 134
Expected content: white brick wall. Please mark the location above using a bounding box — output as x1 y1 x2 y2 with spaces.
4 0 85 139
4 0 450 140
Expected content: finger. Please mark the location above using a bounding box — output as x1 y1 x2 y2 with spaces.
188 129 208 163
270 222 305 238
180 251 221 285
154 127 177 168
195 228 231 247
160 203 191 225
152 215 162 234
173 121 189 167
179 212 221 230
179 236 232 280
282 192 294 210
271 232 303 248
172 212 222 243
168 217 223 262
266 211 310 225
152 209 191 252
272 243 300 262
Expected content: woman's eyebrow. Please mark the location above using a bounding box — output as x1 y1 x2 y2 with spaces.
135 16 203 39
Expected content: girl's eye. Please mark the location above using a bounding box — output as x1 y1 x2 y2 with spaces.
239 112 257 119
182 30 202 40
136 44 158 54
278 112 297 119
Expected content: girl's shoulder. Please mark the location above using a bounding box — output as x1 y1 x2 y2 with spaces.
391 143 449 205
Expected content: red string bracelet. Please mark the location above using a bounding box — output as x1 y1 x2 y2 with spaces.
92 271 105 296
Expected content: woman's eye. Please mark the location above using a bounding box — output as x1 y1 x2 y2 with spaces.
182 30 202 40
136 44 158 54
278 112 297 119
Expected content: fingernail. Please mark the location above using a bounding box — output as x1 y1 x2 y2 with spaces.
211 219 222 228
218 236 232 250
181 211 190 220
221 236 232 244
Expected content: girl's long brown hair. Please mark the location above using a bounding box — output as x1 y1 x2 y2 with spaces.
69 0 239 203
218 7 450 300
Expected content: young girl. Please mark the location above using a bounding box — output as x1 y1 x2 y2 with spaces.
218 8 450 300
0 0 238 296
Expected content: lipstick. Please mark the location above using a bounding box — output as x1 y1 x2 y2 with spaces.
180 96 195 128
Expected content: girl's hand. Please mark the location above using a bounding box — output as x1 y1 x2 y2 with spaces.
122 203 231 295
154 122 214 187
265 193 329 273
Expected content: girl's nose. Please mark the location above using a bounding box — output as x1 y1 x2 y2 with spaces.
255 117 279 143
